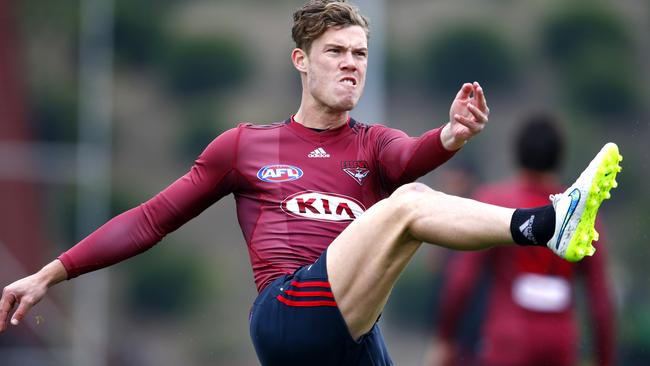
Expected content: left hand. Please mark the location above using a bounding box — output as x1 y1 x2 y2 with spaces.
441 82 490 150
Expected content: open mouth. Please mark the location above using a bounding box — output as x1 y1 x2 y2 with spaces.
339 77 357 86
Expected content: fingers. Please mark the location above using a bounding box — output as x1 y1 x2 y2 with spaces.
0 290 17 332
472 81 489 113
11 297 34 326
0 288 37 331
453 113 485 135
455 82 473 100
467 103 488 124
448 81 489 143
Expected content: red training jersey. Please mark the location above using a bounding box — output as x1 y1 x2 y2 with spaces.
59 117 456 291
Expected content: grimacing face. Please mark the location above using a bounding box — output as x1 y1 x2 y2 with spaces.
303 25 368 112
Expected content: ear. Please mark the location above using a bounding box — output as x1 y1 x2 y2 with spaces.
291 48 308 73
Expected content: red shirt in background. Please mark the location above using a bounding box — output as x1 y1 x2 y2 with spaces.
437 174 615 366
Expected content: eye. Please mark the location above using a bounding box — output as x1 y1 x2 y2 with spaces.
327 48 341 54
355 51 367 57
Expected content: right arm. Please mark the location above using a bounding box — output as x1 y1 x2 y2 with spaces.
0 126 241 332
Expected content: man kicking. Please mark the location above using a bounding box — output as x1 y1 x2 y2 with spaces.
0 1 622 365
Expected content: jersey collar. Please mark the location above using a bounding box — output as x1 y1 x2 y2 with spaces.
285 115 357 142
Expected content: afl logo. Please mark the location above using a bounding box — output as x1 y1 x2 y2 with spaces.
257 165 303 183
281 191 366 222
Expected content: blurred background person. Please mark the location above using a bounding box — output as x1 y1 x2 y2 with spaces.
429 113 615 366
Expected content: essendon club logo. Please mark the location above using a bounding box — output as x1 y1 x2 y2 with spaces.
257 165 303 183
342 160 370 185
281 191 366 222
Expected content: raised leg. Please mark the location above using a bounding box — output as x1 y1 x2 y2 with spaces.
326 182 515 339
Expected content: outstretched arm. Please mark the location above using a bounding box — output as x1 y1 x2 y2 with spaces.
0 260 67 331
60 127 239 277
0 126 241 332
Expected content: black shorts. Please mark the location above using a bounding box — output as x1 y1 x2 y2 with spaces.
249 250 393 366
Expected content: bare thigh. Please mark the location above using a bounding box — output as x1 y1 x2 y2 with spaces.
327 195 421 340
326 183 513 340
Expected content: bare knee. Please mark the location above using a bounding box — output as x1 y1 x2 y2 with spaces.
388 182 442 222
391 182 439 200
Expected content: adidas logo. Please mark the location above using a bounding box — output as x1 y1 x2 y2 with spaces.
519 215 537 244
308 147 330 158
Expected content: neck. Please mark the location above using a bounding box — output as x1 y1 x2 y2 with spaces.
293 102 350 130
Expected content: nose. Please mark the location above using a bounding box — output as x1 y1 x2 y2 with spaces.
340 51 357 71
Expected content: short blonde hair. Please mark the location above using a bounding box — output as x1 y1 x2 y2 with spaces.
291 0 369 53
